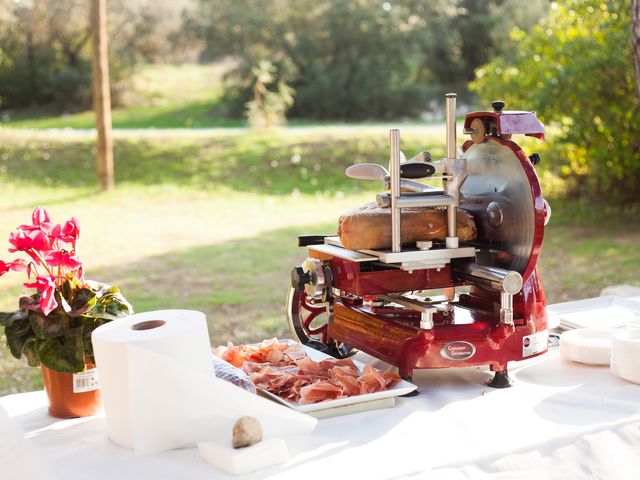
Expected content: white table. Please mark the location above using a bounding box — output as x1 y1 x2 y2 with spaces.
2 346 640 479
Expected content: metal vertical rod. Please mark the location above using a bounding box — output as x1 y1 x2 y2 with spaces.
500 291 514 325
445 93 457 246
390 129 401 253
446 93 457 159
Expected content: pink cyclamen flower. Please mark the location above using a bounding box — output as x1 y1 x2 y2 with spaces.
51 217 80 245
45 251 82 270
0 258 29 277
8 230 51 262
8 259 28 272
0 259 28 278
18 207 53 233
63 217 80 239
32 207 51 226
24 276 58 316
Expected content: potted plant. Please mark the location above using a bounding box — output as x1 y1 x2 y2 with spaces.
0 207 133 418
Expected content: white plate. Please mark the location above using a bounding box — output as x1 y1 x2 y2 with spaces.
253 340 417 414
559 328 614 365
548 296 640 331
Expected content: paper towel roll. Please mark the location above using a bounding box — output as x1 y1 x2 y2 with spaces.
92 310 317 455
92 310 214 449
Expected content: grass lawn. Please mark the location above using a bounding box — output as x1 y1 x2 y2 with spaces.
2 64 244 129
2 63 447 130
0 127 638 394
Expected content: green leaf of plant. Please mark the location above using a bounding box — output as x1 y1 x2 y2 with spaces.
85 282 133 321
4 316 33 359
36 327 85 373
59 278 73 304
19 295 39 311
69 287 97 316
22 338 41 367
29 309 69 339
0 309 27 327
80 316 108 363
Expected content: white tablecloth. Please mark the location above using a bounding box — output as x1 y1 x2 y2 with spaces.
2 347 640 479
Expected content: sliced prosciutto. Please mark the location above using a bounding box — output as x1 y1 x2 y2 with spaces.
213 339 401 404
299 380 344 404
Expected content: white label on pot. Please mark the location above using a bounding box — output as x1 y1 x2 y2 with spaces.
73 368 100 393
523 330 548 357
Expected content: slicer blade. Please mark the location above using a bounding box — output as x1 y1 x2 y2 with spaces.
460 140 541 275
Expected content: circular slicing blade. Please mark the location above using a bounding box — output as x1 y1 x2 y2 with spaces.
460 140 539 275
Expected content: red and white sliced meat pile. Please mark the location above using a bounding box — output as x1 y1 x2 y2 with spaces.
214 338 401 405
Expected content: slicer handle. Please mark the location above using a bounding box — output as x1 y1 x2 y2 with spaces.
345 163 389 181
297 235 327 247
400 162 436 179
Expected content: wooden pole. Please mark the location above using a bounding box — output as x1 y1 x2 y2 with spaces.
90 0 114 191
633 0 640 100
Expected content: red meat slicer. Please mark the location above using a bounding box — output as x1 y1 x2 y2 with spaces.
287 93 551 388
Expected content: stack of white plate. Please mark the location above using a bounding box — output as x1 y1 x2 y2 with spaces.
559 328 614 365
548 296 640 331
610 329 640 384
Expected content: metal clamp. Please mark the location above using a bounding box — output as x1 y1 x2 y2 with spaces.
387 94 468 254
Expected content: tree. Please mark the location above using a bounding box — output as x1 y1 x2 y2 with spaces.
91 0 114 192
0 0 190 111
472 0 640 202
633 0 640 98
186 0 547 119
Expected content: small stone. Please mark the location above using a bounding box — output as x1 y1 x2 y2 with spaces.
232 416 263 449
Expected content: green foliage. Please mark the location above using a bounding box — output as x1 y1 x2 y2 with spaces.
0 281 133 373
35 327 85 373
246 61 295 129
472 0 640 202
0 0 188 110
188 0 547 119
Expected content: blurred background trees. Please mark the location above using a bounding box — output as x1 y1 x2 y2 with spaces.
0 0 190 110
472 0 640 202
0 0 638 200
186 0 547 119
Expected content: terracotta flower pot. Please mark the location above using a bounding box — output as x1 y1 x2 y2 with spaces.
40 361 102 418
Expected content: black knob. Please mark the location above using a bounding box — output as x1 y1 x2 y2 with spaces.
529 153 541 165
492 100 505 113
400 162 435 179
291 266 311 291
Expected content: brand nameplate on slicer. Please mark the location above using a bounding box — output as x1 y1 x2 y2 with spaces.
522 330 549 357
440 341 476 361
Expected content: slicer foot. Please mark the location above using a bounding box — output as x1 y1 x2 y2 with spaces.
487 369 513 388
401 389 419 397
